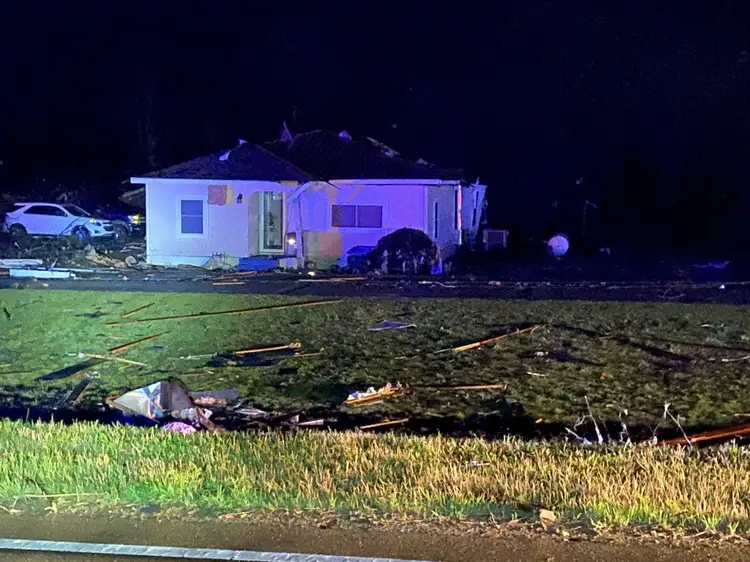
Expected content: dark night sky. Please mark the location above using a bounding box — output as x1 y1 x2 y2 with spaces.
2 1 750 253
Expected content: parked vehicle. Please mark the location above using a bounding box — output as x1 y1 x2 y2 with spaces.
2 202 118 241
90 203 145 237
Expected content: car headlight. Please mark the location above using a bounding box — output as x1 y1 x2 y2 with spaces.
89 219 102 226
128 214 142 225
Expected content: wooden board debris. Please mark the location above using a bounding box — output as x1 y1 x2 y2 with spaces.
121 303 155 318
106 300 342 326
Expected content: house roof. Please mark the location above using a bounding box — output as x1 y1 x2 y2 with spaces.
139 143 313 182
263 130 463 181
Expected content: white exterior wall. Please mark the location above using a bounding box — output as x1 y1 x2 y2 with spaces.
144 179 297 267
426 183 461 259
289 181 428 268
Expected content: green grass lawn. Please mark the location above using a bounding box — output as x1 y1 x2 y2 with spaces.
2 420 750 534
1 289 750 428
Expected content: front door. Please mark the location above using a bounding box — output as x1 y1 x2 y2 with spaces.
259 191 284 253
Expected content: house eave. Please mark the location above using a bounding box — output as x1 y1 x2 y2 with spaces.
330 178 461 186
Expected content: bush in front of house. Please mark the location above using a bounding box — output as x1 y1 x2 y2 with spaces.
368 228 439 275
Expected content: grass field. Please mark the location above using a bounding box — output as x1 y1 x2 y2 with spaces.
1 289 750 429
1 420 750 533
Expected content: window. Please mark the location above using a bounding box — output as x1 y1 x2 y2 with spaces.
472 192 479 227
433 201 439 239
24 205 66 216
180 199 204 234
356 205 383 228
62 204 89 217
332 204 383 228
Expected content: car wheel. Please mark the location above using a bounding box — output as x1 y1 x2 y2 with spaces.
9 224 29 246
71 226 91 241
112 222 129 242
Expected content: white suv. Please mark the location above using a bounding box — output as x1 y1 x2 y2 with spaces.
3 202 117 240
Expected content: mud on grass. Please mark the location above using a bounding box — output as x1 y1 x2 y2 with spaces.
1 289 750 432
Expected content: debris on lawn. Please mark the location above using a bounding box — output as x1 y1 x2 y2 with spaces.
345 382 405 408
215 271 258 281
0 259 43 268
436 324 539 354
449 383 507 391
658 422 750 446
236 407 269 419
234 342 302 356
296 419 326 427
368 319 416 331
191 389 241 408
121 303 155 318
9 268 72 279
358 418 409 431
162 421 197 434
78 353 148 367
37 357 104 381
107 333 163 354
106 299 342 326
108 379 217 431
57 376 92 408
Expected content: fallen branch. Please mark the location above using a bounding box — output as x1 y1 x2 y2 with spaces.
358 418 409 431
80 353 148 367
212 281 245 286
121 303 155 318
107 333 163 354
106 299 342 325
436 325 539 354
234 342 302 356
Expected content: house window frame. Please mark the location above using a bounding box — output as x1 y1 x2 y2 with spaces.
331 204 385 230
433 201 439 239
176 196 208 238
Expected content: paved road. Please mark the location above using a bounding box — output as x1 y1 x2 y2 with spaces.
0 514 746 562
1 275 748 304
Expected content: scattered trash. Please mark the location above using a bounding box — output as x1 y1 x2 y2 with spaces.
358 418 409 431
162 421 197 434
236 407 269 419
527 371 547 377
108 380 215 430
468 460 490 467
539 509 557 525
368 320 416 331
191 389 240 407
345 382 404 408
106 300 342 326
121 303 155 318
436 325 539 353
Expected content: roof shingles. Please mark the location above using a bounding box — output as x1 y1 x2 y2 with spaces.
140 130 462 183
142 144 312 182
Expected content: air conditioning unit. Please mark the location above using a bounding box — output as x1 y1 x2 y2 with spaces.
483 229 509 250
